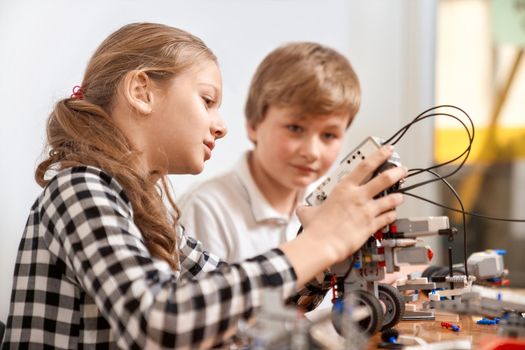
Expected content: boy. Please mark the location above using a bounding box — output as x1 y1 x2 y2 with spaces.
177 42 361 261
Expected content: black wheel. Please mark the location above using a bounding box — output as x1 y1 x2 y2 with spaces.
421 265 444 280
332 290 384 336
355 290 384 335
423 266 465 279
378 283 405 330
421 266 465 295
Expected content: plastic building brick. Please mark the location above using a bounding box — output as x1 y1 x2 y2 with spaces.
440 322 461 332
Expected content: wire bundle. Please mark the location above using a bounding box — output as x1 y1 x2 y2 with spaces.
384 105 525 276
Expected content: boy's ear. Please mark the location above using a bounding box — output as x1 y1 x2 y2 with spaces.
246 121 258 145
122 70 154 115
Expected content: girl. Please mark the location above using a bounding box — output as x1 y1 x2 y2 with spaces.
2 22 405 349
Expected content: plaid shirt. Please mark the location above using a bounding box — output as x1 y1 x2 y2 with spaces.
3 166 329 349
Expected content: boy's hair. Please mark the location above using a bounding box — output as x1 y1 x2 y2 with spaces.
36 23 216 270
245 42 361 128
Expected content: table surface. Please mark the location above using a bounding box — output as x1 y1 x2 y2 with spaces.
367 313 500 349
365 288 525 349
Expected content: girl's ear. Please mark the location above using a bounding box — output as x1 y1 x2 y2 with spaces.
122 70 154 115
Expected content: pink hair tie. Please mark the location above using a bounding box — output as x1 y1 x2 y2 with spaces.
70 85 84 99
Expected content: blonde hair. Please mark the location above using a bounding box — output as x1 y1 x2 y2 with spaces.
245 42 361 127
36 23 217 270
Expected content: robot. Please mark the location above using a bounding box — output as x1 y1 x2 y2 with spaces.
305 137 460 335
393 249 509 320
465 249 509 286
305 137 402 207
396 267 475 322
421 249 509 287
327 216 459 334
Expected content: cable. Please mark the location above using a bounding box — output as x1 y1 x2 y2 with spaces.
342 254 358 281
403 192 525 223
379 105 474 276
298 104 525 288
406 168 469 277
383 105 474 146
382 106 475 193
403 113 472 178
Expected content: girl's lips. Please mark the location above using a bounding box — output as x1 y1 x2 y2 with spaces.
204 146 211 160
204 141 215 151
203 141 215 160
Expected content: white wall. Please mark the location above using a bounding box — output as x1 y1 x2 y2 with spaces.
0 0 438 322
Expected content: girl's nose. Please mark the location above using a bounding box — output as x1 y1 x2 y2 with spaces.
212 113 227 139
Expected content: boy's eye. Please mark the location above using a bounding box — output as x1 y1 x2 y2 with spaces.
323 132 338 140
286 124 303 133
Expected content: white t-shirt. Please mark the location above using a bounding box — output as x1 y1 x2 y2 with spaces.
177 152 304 262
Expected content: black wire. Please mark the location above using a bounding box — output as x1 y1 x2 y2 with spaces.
389 112 473 152
317 105 476 281
403 192 525 223
300 104 525 284
381 105 474 278
401 113 473 178
383 105 474 146
383 104 525 277
342 254 358 281
383 107 475 193
407 168 469 277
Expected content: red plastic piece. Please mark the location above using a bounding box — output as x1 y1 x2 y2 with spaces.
479 336 525 350
441 321 460 332
427 247 434 262
331 274 337 303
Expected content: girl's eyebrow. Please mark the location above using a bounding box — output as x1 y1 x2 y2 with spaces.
198 82 220 94
199 83 222 106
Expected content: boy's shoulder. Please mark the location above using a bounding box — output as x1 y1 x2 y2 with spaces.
177 153 254 209
178 170 236 203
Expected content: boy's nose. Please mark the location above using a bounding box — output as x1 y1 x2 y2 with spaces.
299 137 320 161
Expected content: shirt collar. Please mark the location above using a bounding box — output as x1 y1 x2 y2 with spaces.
234 151 300 223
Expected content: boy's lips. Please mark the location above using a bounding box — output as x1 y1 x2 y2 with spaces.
291 164 317 173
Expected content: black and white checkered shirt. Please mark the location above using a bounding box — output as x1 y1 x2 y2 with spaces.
2 166 329 349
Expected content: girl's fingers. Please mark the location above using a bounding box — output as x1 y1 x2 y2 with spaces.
363 166 407 198
340 146 394 186
296 205 317 227
372 193 404 216
371 209 398 233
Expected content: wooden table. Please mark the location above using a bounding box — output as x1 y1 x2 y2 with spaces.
366 288 525 349
367 314 500 348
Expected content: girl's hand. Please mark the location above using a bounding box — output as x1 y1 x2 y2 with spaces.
280 146 407 286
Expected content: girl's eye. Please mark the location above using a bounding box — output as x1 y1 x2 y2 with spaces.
286 124 303 133
202 96 215 108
